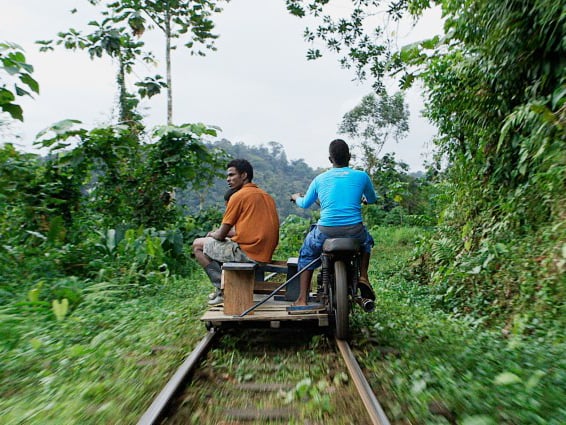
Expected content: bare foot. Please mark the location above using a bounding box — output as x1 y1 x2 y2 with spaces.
292 299 308 306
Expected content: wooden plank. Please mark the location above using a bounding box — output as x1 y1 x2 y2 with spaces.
201 308 328 322
222 262 256 271
254 280 284 294
257 263 288 273
201 292 328 323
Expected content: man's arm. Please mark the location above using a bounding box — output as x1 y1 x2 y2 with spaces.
291 178 318 208
363 174 378 204
208 223 233 241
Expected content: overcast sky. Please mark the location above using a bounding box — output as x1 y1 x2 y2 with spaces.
2 0 443 171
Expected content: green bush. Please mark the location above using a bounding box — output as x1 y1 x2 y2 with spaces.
273 214 312 260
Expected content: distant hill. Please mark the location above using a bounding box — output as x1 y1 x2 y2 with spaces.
177 139 322 220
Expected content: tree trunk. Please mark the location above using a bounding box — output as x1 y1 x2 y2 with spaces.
117 52 127 123
165 5 173 125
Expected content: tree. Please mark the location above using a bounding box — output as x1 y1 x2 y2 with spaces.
339 91 409 175
106 0 229 124
134 123 227 227
288 1 565 324
38 16 163 131
34 120 227 229
358 152 436 227
0 42 39 121
287 0 565 230
178 139 319 220
285 0 412 92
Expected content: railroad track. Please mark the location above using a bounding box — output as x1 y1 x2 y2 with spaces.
138 328 390 425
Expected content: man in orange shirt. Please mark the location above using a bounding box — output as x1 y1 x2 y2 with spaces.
192 159 279 305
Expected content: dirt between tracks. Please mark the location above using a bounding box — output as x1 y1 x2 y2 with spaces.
167 329 372 425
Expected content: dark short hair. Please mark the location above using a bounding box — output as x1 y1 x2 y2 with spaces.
227 158 254 181
329 139 350 166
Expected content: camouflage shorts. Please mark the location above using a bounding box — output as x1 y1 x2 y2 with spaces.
203 237 253 263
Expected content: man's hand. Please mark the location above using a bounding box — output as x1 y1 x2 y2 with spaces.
207 229 223 240
208 223 232 241
290 193 302 203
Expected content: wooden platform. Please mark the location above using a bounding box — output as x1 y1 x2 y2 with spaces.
201 294 329 328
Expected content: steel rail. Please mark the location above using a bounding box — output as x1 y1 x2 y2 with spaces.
335 338 391 425
138 329 217 425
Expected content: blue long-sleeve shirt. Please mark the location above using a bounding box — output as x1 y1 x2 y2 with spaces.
296 167 377 226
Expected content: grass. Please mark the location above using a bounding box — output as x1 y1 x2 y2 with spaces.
0 271 212 424
353 226 566 424
1 226 564 424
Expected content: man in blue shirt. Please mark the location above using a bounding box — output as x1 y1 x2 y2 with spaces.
290 139 377 306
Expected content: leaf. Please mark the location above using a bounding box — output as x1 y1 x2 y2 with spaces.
106 228 117 253
411 378 427 394
333 372 348 387
493 372 522 385
19 73 40 94
421 35 440 50
50 142 71 151
25 230 47 240
30 338 42 350
52 298 69 321
400 73 415 89
461 415 497 425
0 87 16 103
2 103 23 121
469 265 482 275
295 378 312 399
35 119 82 139
28 288 40 303
525 370 545 390
15 85 31 97
551 85 566 109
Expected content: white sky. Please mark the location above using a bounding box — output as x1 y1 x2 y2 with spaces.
1 0 443 171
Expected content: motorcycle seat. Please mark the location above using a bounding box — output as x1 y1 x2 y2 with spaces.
322 238 361 253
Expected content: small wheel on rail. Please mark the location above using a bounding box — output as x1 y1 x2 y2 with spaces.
333 260 350 340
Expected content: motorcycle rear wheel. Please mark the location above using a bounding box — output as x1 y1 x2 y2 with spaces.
334 260 350 340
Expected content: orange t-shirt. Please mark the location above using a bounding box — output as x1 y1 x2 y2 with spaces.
222 183 279 263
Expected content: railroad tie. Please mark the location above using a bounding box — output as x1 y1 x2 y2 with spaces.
224 407 296 420
224 382 297 421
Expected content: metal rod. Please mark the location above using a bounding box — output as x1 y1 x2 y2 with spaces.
264 272 277 281
237 256 320 317
138 329 217 425
336 338 391 425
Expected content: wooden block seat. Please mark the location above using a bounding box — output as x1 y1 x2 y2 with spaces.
222 262 256 315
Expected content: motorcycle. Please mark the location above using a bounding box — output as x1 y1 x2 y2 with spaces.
316 237 375 340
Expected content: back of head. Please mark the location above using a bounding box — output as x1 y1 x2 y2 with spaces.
227 158 254 181
224 187 239 203
329 139 350 167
